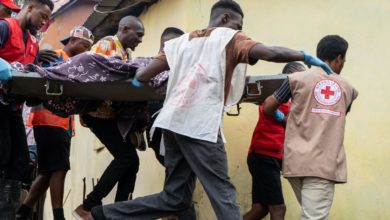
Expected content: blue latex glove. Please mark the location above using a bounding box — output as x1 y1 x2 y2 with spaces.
131 78 144 88
273 109 285 123
0 57 12 81
302 51 333 74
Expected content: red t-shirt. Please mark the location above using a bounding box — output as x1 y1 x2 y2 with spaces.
248 102 290 159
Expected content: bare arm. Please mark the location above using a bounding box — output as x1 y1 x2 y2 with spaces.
135 58 169 82
249 43 304 63
264 78 292 119
263 95 283 116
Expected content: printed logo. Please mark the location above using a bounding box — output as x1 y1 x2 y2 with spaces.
311 108 341 117
168 63 208 108
313 79 341 106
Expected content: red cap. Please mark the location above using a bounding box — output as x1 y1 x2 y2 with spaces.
0 0 21 13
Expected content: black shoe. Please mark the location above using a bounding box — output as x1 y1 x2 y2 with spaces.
15 214 30 220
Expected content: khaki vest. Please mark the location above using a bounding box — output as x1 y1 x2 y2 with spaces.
283 67 358 183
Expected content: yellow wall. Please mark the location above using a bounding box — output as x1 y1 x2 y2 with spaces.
40 1 95 50
132 0 390 219
46 0 389 219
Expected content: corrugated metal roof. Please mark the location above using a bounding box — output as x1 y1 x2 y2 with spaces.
83 0 158 42
16 0 76 15
52 0 72 13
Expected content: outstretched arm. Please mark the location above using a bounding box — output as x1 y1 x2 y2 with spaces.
249 43 332 73
249 43 304 63
263 95 283 116
136 58 169 82
263 78 292 123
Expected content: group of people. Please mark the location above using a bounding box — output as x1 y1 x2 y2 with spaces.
0 0 358 220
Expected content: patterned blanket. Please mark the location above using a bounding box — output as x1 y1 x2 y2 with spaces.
1 52 168 140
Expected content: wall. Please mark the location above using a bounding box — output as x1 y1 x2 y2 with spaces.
37 2 105 219
42 0 389 219
40 1 95 50
132 0 390 219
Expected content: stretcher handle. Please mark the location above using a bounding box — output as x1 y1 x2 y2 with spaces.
45 80 63 96
246 80 262 96
226 104 241 116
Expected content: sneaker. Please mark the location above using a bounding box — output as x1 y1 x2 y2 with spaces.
72 205 93 220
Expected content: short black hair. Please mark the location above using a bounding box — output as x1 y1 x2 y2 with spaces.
25 0 54 11
161 27 185 38
317 35 348 62
282 62 306 74
210 0 244 19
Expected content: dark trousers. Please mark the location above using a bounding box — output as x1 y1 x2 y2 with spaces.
81 115 139 210
101 130 241 220
148 127 165 166
148 127 197 220
0 104 29 181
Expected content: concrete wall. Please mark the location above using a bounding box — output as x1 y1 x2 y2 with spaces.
40 1 95 50
133 0 390 219
42 0 390 219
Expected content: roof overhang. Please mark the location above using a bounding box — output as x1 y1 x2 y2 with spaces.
83 0 158 42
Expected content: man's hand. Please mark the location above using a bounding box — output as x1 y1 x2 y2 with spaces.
38 49 57 63
263 95 283 116
0 57 12 81
273 109 285 123
302 51 333 74
136 59 169 82
131 78 144 88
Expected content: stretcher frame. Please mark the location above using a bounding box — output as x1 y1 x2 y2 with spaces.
7 71 287 103
8 71 165 102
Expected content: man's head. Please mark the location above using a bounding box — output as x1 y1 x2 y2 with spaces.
62 26 94 57
117 15 144 51
209 0 244 30
160 27 184 51
0 0 20 18
317 35 348 74
19 0 53 32
282 62 306 74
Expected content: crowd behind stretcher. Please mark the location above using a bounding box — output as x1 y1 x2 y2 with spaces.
0 0 358 220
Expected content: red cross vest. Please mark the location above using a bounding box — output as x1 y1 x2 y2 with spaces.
283 67 358 183
0 18 39 64
248 102 290 159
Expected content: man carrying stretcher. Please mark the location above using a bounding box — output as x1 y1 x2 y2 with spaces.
16 26 94 220
89 1 333 220
0 0 53 218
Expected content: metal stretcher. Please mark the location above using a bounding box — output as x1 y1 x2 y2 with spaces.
7 71 165 102
6 71 286 103
242 74 287 104
226 74 287 116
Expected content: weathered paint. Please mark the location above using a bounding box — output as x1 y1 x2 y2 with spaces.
133 0 390 219
40 1 95 50
42 0 389 219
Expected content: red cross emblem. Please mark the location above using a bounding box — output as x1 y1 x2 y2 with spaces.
314 80 341 106
321 86 334 99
